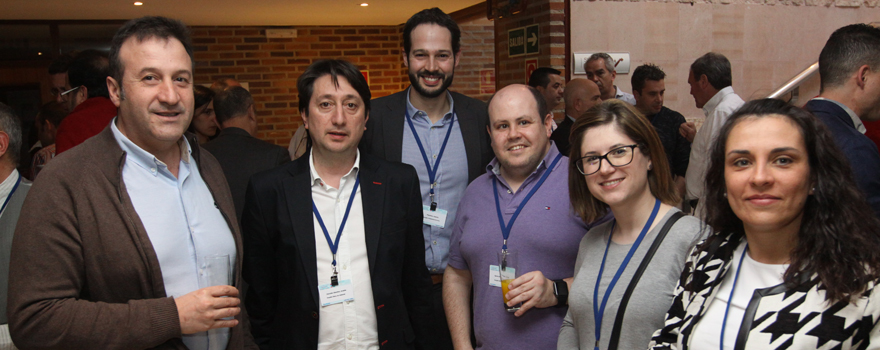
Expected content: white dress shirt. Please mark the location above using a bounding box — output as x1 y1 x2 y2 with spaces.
0 169 19 220
685 86 745 218
309 150 378 350
615 86 637 105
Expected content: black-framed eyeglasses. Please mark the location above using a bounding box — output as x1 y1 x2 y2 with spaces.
574 144 639 175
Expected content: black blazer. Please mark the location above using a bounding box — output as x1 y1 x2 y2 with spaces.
242 152 435 350
805 99 880 217
202 127 290 223
360 89 494 183
550 116 574 157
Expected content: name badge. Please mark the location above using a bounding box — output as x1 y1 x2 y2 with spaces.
318 279 355 306
488 265 515 287
422 205 448 228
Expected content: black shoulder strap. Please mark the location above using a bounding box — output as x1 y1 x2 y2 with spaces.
608 211 685 350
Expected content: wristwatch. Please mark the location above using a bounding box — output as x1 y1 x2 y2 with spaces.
553 279 568 307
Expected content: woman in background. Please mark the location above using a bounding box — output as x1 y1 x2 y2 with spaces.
189 85 219 144
650 99 880 349
558 100 704 349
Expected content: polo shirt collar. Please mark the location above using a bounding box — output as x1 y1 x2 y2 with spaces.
488 141 561 181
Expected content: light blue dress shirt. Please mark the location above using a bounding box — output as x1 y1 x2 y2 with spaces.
111 119 236 350
401 88 469 274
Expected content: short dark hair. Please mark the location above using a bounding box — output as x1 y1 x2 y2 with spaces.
0 103 22 165
528 67 562 89
193 85 215 110
36 102 68 128
48 51 77 75
702 98 880 303
631 63 666 93
568 100 678 222
213 86 254 124
403 8 461 56
297 59 371 117
486 85 550 122
109 16 194 87
68 49 110 99
818 24 880 92
690 52 732 91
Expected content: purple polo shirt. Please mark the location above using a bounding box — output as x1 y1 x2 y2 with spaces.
448 143 608 350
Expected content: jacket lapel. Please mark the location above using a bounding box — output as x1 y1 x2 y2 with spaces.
283 161 321 308
358 155 384 274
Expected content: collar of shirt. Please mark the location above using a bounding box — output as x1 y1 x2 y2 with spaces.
614 86 625 99
566 114 576 123
309 148 361 190
110 117 192 177
811 97 866 134
702 86 737 117
0 168 20 211
487 141 561 191
405 86 455 124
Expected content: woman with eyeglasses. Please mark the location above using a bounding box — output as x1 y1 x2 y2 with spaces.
649 99 880 349
189 85 220 144
558 100 705 349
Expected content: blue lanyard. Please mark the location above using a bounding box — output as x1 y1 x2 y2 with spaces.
492 153 563 251
720 243 748 350
592 198 660 350
311 174 360 286
405 109 455 211
0 173 22 217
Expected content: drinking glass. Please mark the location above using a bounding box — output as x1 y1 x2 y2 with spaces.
498 250 521 313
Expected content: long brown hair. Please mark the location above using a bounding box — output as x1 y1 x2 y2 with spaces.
568 100 679 223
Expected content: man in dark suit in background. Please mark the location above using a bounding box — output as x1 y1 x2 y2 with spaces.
243 59 435 349
551 78 601 156
358 9 493 348
805 24 880 218
203 86 289 223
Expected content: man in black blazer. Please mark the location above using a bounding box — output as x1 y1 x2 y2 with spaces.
203 86 290 223
804 24 880 218
551 78 601 156
243 59 435 350
359 9 492 348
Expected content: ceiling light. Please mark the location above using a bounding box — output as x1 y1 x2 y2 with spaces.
37 52 42 56
360 3 369 6
134 2 143 5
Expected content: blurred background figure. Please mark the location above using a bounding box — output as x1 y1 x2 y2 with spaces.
190 85 220 145
559 100 703 350
651 99 880 349
29 102 67 179
53 49 115 155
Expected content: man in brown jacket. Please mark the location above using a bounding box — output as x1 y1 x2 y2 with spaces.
7 16 254 350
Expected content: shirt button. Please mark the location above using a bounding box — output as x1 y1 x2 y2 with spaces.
433 241 437 245
433 154 437 159
343 264 348 270
151 168 156 172
507 189 512 194
347 334 353 340
311 311 318 319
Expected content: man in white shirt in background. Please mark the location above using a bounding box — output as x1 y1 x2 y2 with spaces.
680 52 745 217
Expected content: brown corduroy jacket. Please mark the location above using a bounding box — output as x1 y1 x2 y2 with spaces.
7 125 257 350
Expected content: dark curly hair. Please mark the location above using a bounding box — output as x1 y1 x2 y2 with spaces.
701 98 880 303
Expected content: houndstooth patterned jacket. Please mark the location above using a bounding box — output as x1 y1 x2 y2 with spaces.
649 233 880 350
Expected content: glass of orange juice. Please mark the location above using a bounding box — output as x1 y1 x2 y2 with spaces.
498 250 520 313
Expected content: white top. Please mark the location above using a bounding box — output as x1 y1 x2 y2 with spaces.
0 169 19 220
685 86 745 217
309 150 378 350
690 240 788 350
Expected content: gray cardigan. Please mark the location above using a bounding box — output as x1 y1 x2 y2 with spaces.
558 208 705 350
0 174 31 325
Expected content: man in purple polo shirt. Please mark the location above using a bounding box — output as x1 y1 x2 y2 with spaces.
443 84 608 349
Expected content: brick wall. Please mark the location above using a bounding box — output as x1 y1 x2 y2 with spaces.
493 0 566 89
190 26 405 145
190 13 496 146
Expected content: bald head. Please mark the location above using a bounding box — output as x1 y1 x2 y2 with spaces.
486 84 554 181
564 78 602 119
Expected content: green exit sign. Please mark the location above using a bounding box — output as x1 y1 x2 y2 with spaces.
508 24 539 57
